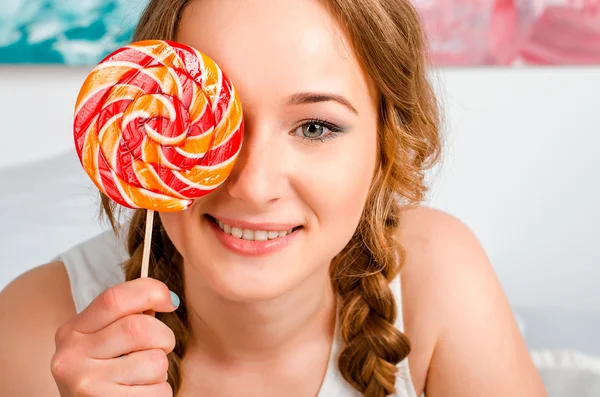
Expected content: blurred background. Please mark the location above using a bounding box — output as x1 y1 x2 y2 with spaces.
0 1 599 395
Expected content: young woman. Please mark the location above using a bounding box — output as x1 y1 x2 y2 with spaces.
0 0 547 396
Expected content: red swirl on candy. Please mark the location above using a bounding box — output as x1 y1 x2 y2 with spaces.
74 40 243 211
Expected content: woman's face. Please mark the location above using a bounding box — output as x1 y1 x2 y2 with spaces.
160 0 379 301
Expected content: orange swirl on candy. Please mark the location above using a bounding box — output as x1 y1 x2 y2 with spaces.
74 40 244 211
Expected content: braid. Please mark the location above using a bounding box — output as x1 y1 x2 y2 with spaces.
333 179 412 396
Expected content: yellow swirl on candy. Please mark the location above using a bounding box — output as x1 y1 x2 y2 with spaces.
74 40 244 211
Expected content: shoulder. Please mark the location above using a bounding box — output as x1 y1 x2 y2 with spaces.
396 205 481 255
395 207 546 396
0 260 76 319
396 205 499 311
0 261 76 396
397 206 494 307
0 261 76 329
395 206 491 335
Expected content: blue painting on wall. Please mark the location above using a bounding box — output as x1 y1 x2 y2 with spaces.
0 0 149 65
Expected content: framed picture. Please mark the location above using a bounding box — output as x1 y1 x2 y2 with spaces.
0 0 598 66
416 0 600 65
0 0 148 65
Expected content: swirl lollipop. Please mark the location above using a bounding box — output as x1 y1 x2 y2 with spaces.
74 40 244 277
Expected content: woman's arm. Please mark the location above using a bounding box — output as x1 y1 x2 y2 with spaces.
401 208 548 397
0 261 76 397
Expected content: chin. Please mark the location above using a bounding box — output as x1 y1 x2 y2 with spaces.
208 264 302 302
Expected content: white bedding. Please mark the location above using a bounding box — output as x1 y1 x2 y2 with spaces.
1 150 599 396
0 151 107 287
516 309 600 396
532 349 600 397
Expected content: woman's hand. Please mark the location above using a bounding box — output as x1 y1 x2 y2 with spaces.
50 278 179 396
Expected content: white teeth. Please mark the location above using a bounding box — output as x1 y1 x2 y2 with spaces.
242 229 254 240
214 218 297 241
231 227 243 239
254 231 268 241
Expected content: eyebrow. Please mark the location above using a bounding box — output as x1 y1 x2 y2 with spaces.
286 92 359 115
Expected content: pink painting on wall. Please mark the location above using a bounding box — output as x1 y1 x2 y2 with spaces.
415 0 600 65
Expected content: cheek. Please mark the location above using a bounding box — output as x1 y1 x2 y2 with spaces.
157 211 193 255
302 129 377 247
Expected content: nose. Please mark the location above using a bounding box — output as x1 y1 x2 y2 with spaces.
224 123 283 207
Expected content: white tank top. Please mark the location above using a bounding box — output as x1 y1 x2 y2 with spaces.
59 230 422 397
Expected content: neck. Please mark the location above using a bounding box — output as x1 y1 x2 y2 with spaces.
184 266 337 364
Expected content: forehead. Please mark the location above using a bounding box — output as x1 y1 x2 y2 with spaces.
176 0 373 110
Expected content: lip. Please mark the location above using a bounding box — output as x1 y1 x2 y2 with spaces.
206 216 302 256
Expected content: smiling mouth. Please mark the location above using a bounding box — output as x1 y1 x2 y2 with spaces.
206 215 303 241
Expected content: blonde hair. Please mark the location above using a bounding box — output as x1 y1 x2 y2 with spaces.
101 0 441 395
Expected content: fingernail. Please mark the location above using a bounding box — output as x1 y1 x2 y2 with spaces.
170 291 180 308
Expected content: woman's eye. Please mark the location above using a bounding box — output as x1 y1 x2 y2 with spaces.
301 123 327 139
293 120 343 141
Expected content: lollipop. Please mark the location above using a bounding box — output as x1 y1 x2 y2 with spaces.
74 40 244 277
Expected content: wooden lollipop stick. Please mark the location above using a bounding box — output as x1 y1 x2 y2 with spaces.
140 210 155 278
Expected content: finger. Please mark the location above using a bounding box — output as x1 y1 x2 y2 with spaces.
72 278 178 334
85 314 176 358
106 349 170 386
108 382 173 397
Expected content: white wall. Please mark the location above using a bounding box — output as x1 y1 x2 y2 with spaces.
0 66 598 311
0 67 88 167
428 67 600 312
